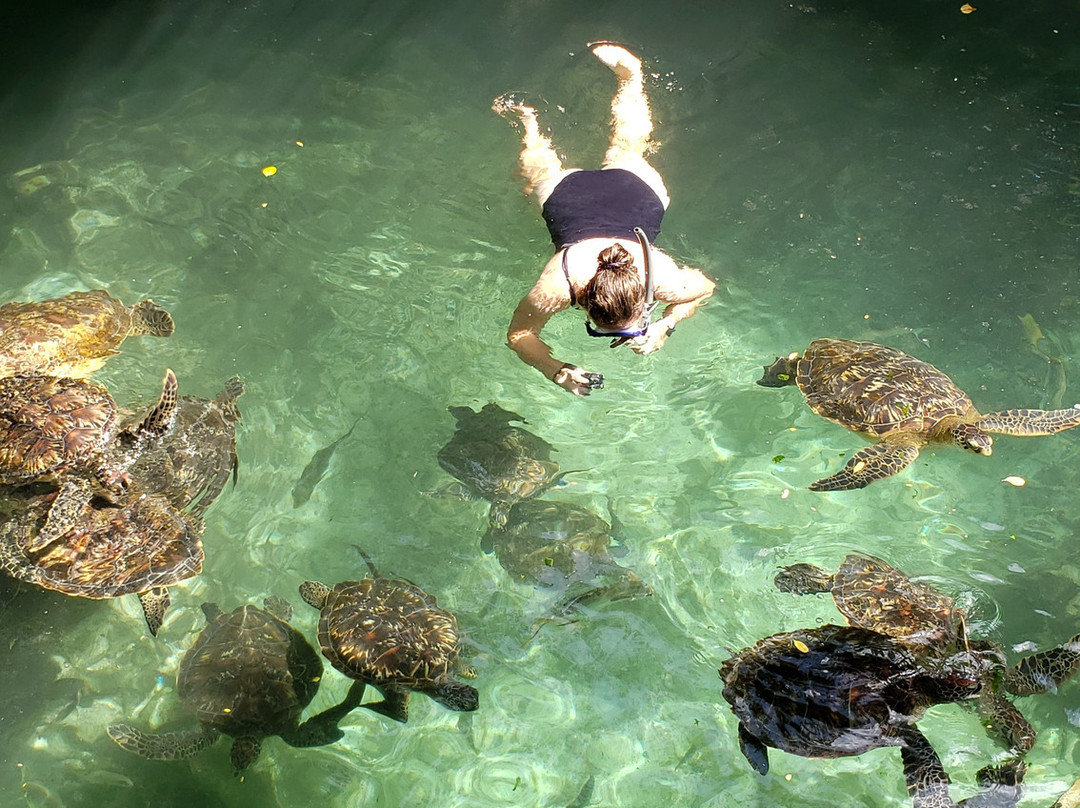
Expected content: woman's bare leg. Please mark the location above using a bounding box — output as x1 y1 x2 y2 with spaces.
493 94 579 207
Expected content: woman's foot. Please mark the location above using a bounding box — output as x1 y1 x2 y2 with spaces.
589 42 642 82
492 92 537 127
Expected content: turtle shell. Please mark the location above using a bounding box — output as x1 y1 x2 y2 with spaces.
0 289 174 379
315 577 462 689
178 602 321 738
796 338 974 436
0 487 203 599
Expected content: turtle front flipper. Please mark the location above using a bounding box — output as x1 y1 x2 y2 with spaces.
128 300 175 337
27 478 93 552
135 369 180 440
774 563 835 594
546 570 654 622
286 680 367 748
364 683 411 723
108 723 219 760
976 689 1035 756
809 443 920 492
978 407 1080 436
1004 633 1080 696
138 586 171 636
230 736 262 774
896 725 952 808
736 723 770 775
958 759 1026 808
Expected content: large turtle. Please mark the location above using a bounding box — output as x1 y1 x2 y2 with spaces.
108 597 363 775
775 553 1080 756
0 289 174 379
436 403 573 526
0 368 178 550
299 549 479 723
757 338 1080 490
126 377 244 515
720 623 1027 808
0 486 202 635
481 499 652 625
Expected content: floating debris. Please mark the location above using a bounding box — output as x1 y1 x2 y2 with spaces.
1002 476 1026 487
261 165 277 177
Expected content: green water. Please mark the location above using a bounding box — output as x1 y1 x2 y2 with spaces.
1 1 1079 805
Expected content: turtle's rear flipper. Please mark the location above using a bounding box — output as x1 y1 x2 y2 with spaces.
286 681 367 747
129 300 175 337
896 725 951 808
979 407 1080 436
1004 633 1080 696
26 478 92 552
809 443 920 492
107 723 218 760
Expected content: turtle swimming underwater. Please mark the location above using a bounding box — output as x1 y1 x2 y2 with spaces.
437 403 572 527
481 499 652 624
720 623 1027 808
126 377 244 516
0 289 174 379
757 338 1080 490
775 553 1080 756
0 487 202 635
299 549 478 723
108 597 363 775
0 369 178 550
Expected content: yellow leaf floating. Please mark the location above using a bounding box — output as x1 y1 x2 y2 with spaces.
793 639 810 653
961 2 976 12
1018 313 1043 346
261 165 277 177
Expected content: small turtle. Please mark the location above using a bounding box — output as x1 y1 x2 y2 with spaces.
776 553 1080 756
0 289 174 379
0 487 202 635
0 368 178 550
720 623 1025 808
437 403 573 526
757 338 1080 490
299 549 478 723
482 499 652 624
126 377 244 515
108 597 363 775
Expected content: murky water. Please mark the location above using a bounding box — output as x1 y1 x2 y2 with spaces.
1 1 1079 805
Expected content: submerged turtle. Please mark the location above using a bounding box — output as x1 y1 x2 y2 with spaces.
720 623 1026 808
109 597 362 775
757 338 1080 490
0 289 174 379
482 499 652 624
0 487 202 635
126 377 244 515
0 369 178 550
299 549 479 723
775 553 1080 756
437 403 572 526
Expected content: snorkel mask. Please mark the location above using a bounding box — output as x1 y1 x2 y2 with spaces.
584 227 658 348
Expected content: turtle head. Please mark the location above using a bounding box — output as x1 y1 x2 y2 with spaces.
756 353 799 388
299 580 331 610
953 423 993 455
432 679 479 712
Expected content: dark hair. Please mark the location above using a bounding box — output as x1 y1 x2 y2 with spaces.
581 244 644 327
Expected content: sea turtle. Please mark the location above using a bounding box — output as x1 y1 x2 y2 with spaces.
757 338 1080 490
0 289 174 379
481 499 652 624
720 623 1026 808
437 403 572 526
0 369 178 550
126 377 244 515
775 553 1080 756
0 487 202 635
299 549 479 723
108 597 363 775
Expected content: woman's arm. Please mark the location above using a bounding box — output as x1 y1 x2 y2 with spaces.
630 255 716 355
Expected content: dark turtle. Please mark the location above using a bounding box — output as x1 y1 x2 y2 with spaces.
720 623 1026 808
0 368 178 550
299 549 478 723
775 553 1080 756
108 597 363 775
436 403 572 526
481 499 652 625
758 338 1080 490
0 289 174 379
126 377 243 515
0 487 202 635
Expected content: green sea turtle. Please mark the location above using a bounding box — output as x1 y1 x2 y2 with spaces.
108 597 363 775
299 549 479 723
126 377 244 515
720 623 1027 808
437 403 572 526
775 553 1080 756
0 369 178 550
757 338 1080 490
0 289 174 379
0 487 203 635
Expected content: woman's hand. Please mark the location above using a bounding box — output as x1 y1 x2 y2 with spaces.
628 317 676 355
552 364 605 396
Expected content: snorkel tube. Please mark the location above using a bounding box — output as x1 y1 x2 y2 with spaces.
608 227 657 348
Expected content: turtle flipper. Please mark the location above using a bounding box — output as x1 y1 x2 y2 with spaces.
809 443 920 491
979 407 1080 436
27 478 93 552
107 723 219 760
138 586 171 636
128 300 175 337
548 571 653 620
773 563 835 594
364 684 411 723
958 759 1026 808
135 369 179 439
736 723 770 775
977 690 1035 756
229 736 262 774
1004 633 1080 695
285 681 367 747
896 725 952 808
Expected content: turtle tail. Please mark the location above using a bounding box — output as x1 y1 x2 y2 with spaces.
979 407 1080 436
129 300 175 337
